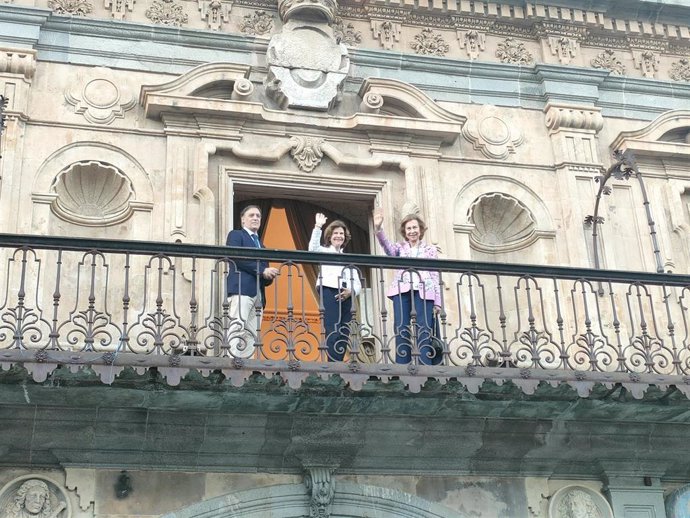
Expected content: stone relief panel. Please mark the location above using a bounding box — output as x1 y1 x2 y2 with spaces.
632 50 659 79
48 0 93 15
457 30 485 60
0 476 71 518
590 49 626 75
670 58 690 82
333 17 362 47
198 0 230 31
104 0 133 20
496 37 534 65
548 485 613 518
64 67 136 125
145 0 188 26
240 10 273 36
410 27 449 56
462 106 524 160
548 36 578 65
371 20 401 50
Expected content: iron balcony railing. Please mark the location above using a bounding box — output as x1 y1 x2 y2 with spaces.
2 233 690 397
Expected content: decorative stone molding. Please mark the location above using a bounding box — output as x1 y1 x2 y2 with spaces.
468 193 537 252
670 58 690 82
548 485 612 518
411 27 449 56
65 66 136 125
359 91 382 113
632 50 659 78
145 0 188 27
48 0 93 16
544 104 604 134
496 38 533 65
457 30 485 60
240 10 272 36
198 0 230 31
304 468 336 518
51 161 135 226
371 20 401 50
548 36 578 65
0 475 71 518
462 106 523 160
104 0 133 20
590 49 626 75
290 135 324 172
278 0 336 24
544 103 603 165
0 48 36 79
334 17 362 47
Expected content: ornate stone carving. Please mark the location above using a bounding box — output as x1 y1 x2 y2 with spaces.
0 477 70 518
334 17 362 47
198 0 230 31
65 66 136 124
0 48 36 79
290 136 324 172
371 20 401 50
48 0 93 16
496 38 533 65
278 0 336 24
632 50 659 78
410 27 449 56
548 486 613 518
240 10 272 36
104 0 133 19
670 58 690 82
548 36 578 65
544 104 604 133
458 30 485 60
304 467 336 518
469 193 536 250
52 161 134 225
265 19 349 110
590 49 625 75
462 106 524 160
145 0 188 26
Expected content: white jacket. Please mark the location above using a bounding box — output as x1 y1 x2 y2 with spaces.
308 227 362 295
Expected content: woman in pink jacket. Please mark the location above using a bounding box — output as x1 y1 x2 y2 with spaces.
374 209 442 365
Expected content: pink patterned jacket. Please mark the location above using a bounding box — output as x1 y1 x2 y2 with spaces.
375 229 442 306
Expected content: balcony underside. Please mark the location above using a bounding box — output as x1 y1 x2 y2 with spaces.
1 365 689 481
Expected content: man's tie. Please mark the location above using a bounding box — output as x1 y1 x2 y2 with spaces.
251 234 261 248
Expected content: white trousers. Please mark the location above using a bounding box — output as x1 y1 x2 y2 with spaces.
227 294 262 358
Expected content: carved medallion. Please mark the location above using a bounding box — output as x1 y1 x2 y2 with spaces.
65 66 136 124
496 38 534 65
371 20 401 50
0 476 71 518
333 17 362 47
666 483 690 518
462 106 524 160
670 57 690 82
241 10 273 36
198 0 230 31
590 49 625 75
458 30 485 60
410 27 449 56
48 0 93 16
145 0 188 27
548 486 612 518
290 135 324 172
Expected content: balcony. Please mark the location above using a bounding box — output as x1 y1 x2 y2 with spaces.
2 232 690 399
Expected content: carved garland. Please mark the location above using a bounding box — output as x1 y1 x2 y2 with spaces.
410 27 449 56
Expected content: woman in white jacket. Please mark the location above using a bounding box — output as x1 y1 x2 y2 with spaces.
309 213 361 361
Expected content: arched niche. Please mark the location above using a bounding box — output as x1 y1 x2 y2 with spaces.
31 141 154 239
161 482 465 518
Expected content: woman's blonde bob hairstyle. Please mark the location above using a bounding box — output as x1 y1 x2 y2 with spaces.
399 214 427 241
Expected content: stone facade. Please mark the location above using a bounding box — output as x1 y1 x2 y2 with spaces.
2 0 690 516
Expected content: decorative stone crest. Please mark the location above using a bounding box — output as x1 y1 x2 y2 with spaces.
462 106 524 160
458 30 485 60
590 49 625 75
65 66 136 124
410 27 449 56
145 0 188 27
48 0 93 16
548 486 612 518
496 38 534 65
304 467 336 518
198 0 230 31
670 58 690 82
548 36 578 65
632 50 659 78
104 0 133 20
371 20 401 50
241 10 273 36
334 17 362 47
0 476 70 518
290 135 324 172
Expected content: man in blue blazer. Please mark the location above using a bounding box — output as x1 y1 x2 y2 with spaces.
226 205 278 357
